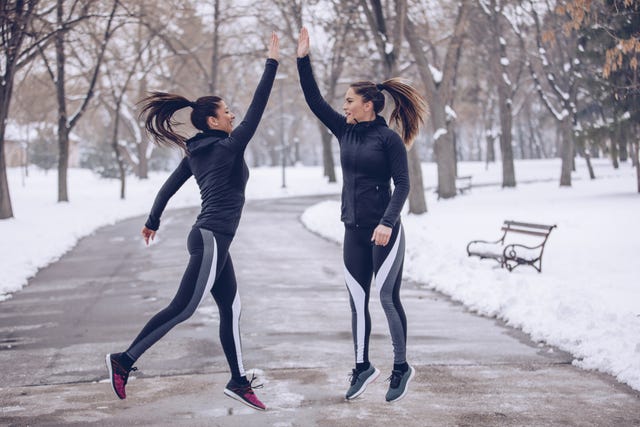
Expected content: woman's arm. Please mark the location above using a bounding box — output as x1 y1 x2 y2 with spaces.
143 157 193 235
223 32 279 151
296 27 346 140
380 133 410 228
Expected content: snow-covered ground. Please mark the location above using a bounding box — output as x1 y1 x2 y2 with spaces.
1 158 639 393
302 158 640 393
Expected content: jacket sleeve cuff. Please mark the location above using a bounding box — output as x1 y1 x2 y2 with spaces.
145 218 159 231
380 218 395 228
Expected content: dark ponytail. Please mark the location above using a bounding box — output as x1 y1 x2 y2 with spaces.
351 79 428 148
138 92 223 152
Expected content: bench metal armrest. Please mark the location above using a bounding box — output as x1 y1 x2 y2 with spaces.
503 242 545 263
466 237 504 255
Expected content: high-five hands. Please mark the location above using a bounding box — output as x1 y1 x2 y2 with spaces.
297 27 310 58
268 31 279 61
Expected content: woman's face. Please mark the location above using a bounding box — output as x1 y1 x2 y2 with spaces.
208 101 235 133
343 88 374 124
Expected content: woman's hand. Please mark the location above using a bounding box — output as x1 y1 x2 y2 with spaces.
268 31 279 61
297 26 310 58
141 226 156 246
371 224 392 246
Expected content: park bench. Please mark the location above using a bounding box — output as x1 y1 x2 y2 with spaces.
466 220 557 272
456 175 472 194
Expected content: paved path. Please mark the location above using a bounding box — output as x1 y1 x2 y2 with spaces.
1 196 639 426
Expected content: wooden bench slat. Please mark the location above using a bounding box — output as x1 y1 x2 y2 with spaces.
504 220 555 230
500 227 550 237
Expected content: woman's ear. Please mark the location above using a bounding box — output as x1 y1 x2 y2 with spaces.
363 100 374 113
207 116 218 129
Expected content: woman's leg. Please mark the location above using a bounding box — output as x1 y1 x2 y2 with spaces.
107 227 221 399
210 253 245 381
343 226 374 366
372 222 414 402
209 236 266 411
372 223 407 365
124 227 222 363
343 226 381 400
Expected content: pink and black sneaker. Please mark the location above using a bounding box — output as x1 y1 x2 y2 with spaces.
223 375 266 411
105 353 137 400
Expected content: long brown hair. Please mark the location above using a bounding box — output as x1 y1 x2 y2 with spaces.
350 79 428 148
138 92 223 152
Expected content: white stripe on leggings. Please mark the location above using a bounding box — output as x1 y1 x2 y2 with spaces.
344 265 367 363
200 233 218 307
231 292 245 376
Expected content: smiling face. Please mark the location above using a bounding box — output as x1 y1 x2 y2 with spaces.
207 101 235 133
343 88 375 124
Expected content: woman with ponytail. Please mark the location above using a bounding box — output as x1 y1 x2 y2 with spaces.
105 32 279 411
296 27 427 403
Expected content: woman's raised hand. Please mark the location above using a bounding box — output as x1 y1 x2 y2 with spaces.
268 31 279 61
297 27 310 58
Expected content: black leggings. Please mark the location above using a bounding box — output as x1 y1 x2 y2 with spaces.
125 227 246 380
343 222 407 365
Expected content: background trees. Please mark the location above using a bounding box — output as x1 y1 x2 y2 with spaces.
2 0 637 219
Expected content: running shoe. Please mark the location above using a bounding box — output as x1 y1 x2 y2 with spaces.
105 353 137 400
345 365 380 400
385 365 415 402
223 375 266 411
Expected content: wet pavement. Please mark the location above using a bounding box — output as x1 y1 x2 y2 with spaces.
1 195 639 426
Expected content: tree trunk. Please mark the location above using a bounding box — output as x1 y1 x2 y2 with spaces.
137 140 149 179
498 95 516 187
407 146 426 213
55 3 69 202
585 151 595 180
57 127 70 202
0 136 13 219
611 126 620 168
209 0 220 94
618 127 628 162
559 118 573 186
112 103 126 199
486 0 516 188
319 125 336 182
486 134 496 163
0 85 15 219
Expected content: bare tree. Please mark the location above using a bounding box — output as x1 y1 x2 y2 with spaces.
405 0 470 200
38 0 119 202
513 0 581 187
358 0 430 214
477 0 524 187
0 0 48 219
97 27 153 198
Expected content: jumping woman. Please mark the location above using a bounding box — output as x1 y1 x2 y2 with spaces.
296 27 427 403
105 32 279 411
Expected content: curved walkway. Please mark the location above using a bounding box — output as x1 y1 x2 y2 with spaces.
0 196 638 426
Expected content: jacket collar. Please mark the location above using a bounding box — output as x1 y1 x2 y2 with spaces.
186 129 230 154
353 115 388 134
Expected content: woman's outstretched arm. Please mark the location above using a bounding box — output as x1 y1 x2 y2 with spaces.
224 32 280 151
296 27 346 140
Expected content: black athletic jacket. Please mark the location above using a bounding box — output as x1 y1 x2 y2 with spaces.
297 55 410 228
145 58 278 236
